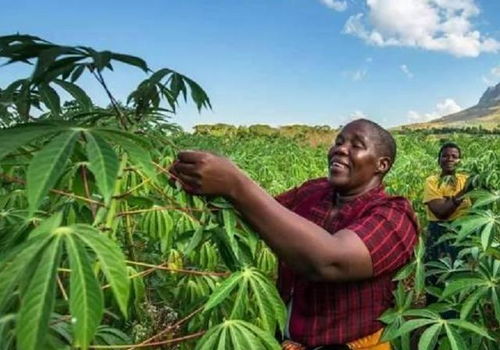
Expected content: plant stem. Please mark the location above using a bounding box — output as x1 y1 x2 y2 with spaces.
0 173 104 206
89 330 205 349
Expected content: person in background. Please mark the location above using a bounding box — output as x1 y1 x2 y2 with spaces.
172 119 418 350
423 142 472 264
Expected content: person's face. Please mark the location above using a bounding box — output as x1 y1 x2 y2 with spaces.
327 122 389 195
439 147 460 174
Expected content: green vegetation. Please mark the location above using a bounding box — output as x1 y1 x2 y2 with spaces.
0 35 499 350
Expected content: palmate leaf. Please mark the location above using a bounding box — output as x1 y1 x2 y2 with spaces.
72 224 129 317
451 214 491 242
204 271 243 311
109 53 149 72
441 278 485 299
418 323 442 350
250 272 286 333
16 235 62 350
394 319 437 338
480 221 494 251
65 234 104 350
53 79 92 111
84 131 119 203
195 320 280 350
444 323 467 350
0 234 53 312
38 83 61 116
447 319 492 339
93 128 157 184
460 287 487 319
27 129 80 215
0 122 65 161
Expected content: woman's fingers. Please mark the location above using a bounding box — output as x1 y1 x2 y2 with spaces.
175 172 201 193
177 150 207 163
173 162 200 177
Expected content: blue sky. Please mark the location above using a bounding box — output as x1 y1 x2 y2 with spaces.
1 0 499 129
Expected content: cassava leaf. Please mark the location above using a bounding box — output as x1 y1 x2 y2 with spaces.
73 225 129 317
27 129 79 215
16 235 62 350
84 131 119 203
65 234 104 349
53 79 92 111
0 123 65 161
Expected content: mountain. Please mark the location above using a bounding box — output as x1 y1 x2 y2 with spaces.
400 82 500 130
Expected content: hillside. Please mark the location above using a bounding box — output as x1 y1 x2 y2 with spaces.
400 82 500 130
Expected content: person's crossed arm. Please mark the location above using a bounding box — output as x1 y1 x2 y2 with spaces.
425 176 474 220
171 150 373 282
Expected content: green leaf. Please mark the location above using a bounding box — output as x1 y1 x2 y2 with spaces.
27 129 79 215
394 262 415 281
0 123 64 161
460 287 487 319
69 64 86 82
441 278 485 299
447 320 492 339
39 83 61 116
444 323 467 350
402 309 441 319
195 321 280 350
16 235 62 350
238 321 281 350
0 234 53 312
53 79 92 111
204 271 242 311
65 234 104 350
480 221 494 251
73 225 129 317
93 128 156 183
418 323 442 350
110 53 148 72
395 319 437 338
84 131 119 203
29 212 63 238
252 272 286 333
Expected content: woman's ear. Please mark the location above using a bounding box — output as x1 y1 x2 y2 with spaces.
376 156 391 175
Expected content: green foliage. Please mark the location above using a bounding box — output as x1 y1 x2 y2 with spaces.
1 33 499 350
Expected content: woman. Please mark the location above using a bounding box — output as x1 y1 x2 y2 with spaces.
423 142 472 263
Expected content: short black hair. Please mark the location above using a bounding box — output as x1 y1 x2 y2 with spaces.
348 119 397 171
438 142 461 160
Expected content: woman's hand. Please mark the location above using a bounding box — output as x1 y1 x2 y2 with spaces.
171 150 246 198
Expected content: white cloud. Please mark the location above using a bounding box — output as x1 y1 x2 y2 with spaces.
400 64 414 79
343 0 500 57
408 98 462 122
436 98 462 115
320 0 348 12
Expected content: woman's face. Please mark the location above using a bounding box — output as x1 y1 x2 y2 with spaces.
439 147 460 175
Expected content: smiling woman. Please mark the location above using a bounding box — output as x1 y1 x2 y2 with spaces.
172 119 419 349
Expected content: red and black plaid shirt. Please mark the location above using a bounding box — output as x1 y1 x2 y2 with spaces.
276 178 418 346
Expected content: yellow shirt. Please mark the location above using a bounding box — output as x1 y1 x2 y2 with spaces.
423 173 471 221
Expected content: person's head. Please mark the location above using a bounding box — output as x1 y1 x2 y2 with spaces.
327 119 396 196
438 142 461 175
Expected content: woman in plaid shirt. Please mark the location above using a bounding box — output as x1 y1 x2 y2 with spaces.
172 119 419 350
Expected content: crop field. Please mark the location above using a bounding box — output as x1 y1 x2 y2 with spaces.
0 35 499 350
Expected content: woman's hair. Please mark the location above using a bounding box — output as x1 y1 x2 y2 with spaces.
438 142 461 161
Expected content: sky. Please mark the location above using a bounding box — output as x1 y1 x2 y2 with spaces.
1 0 500 130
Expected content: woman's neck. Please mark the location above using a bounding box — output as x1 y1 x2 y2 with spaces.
335 179 381 206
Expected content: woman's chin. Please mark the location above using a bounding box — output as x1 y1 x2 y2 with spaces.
328 174 349 188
